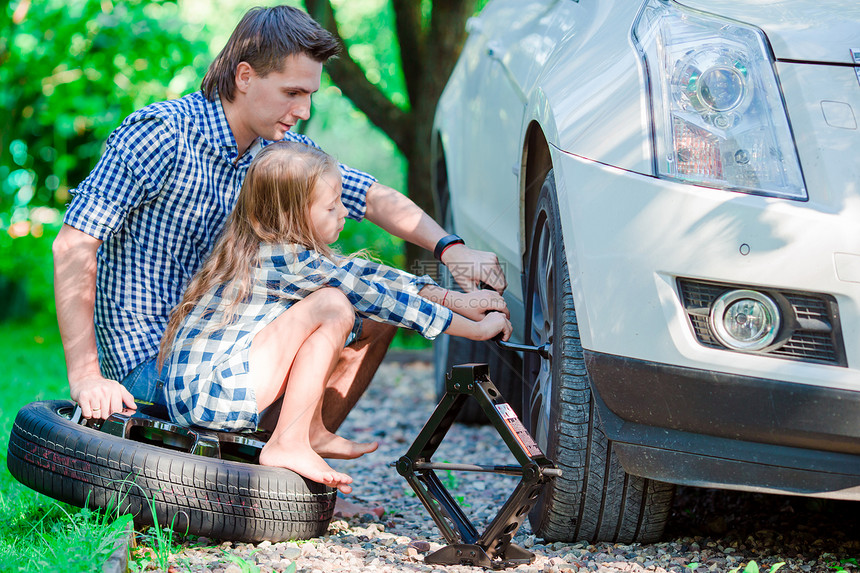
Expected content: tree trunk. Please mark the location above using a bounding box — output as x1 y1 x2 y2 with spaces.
304 0 478 267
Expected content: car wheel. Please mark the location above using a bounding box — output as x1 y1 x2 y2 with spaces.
522 170 674 543
7 400 336 542
433 158 521 422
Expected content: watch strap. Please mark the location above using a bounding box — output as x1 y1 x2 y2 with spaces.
434 234 465 261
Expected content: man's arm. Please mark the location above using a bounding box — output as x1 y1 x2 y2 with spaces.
53 224 136 419
363 182 508 293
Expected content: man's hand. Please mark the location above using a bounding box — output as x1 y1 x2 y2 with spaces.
362 183 508 293
440 243 508 293
70 374 137 419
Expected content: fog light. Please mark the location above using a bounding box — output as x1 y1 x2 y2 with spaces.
709 290 780 351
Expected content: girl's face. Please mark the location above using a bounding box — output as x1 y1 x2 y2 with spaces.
308 171 347 244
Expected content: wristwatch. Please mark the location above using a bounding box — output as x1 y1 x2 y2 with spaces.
434 234 465 261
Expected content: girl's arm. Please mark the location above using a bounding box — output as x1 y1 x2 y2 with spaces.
445 311 512 341
280 247 453 339
418 285 509 322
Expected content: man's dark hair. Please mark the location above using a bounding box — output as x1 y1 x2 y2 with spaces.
201 6 339 102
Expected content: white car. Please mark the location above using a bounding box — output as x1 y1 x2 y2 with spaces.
432 0 860 543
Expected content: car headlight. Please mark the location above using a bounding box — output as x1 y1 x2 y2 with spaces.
633 0 806 200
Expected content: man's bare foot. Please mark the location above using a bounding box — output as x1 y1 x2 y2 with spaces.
311 430 379 459
259 441 354 494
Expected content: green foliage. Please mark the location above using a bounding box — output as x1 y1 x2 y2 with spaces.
439 460 460 490
828 557 858 572
0 323 112 572
131 524 183 571
220 548 263 573
126 481 189 571
0 212 61 321
329 0 409 109
0 0 209 218
0 321 68 422
1 0 210 322
304 76 407 200
728 561 786 573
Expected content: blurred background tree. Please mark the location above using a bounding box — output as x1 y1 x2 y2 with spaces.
305 0 482 269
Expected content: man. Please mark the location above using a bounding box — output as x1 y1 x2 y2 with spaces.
53 5 507 427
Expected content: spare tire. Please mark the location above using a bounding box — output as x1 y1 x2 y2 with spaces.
7 400 336 542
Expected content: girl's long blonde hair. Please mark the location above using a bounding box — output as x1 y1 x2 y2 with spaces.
158 141 340 369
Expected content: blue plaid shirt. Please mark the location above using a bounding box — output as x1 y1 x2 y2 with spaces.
64 91 376 382
163 243 453 430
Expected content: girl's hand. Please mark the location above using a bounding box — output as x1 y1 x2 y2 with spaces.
452 290 510 322
479 311 512 341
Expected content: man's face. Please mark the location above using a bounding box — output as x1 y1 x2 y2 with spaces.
308 170 347 245
239 53 323 142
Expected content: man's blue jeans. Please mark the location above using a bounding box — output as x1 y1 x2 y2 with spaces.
121 356 169 418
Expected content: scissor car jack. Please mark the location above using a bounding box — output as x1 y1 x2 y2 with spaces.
396 362 561 569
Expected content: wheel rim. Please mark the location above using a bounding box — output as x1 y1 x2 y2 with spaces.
55 403 267 463
528 211 555 453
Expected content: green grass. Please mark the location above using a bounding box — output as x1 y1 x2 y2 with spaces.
0 319 129 572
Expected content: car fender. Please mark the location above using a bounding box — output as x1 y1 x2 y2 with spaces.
532 0 651 174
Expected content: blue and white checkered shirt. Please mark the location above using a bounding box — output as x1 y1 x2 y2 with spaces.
64 91 376 382
163 243 453 431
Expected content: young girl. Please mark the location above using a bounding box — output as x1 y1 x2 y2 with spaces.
158 141 511 494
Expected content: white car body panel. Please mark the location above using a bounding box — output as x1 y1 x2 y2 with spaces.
677 0 860 64
549 56 860 387
551 149 859 388
437 0 859 374
435 0 860 502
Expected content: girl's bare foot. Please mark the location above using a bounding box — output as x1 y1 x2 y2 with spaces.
259 441 354 494
311 430 379 459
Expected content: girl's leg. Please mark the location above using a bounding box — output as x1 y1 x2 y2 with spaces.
257 394 379 459
249 288 370 493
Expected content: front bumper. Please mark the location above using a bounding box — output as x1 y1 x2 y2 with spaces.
588 351 860 500
550 144 859 391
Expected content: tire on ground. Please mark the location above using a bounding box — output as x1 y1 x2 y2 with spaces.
7 400 336 542
522 171 674 543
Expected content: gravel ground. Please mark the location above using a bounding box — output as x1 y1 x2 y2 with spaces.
137 355 860 573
